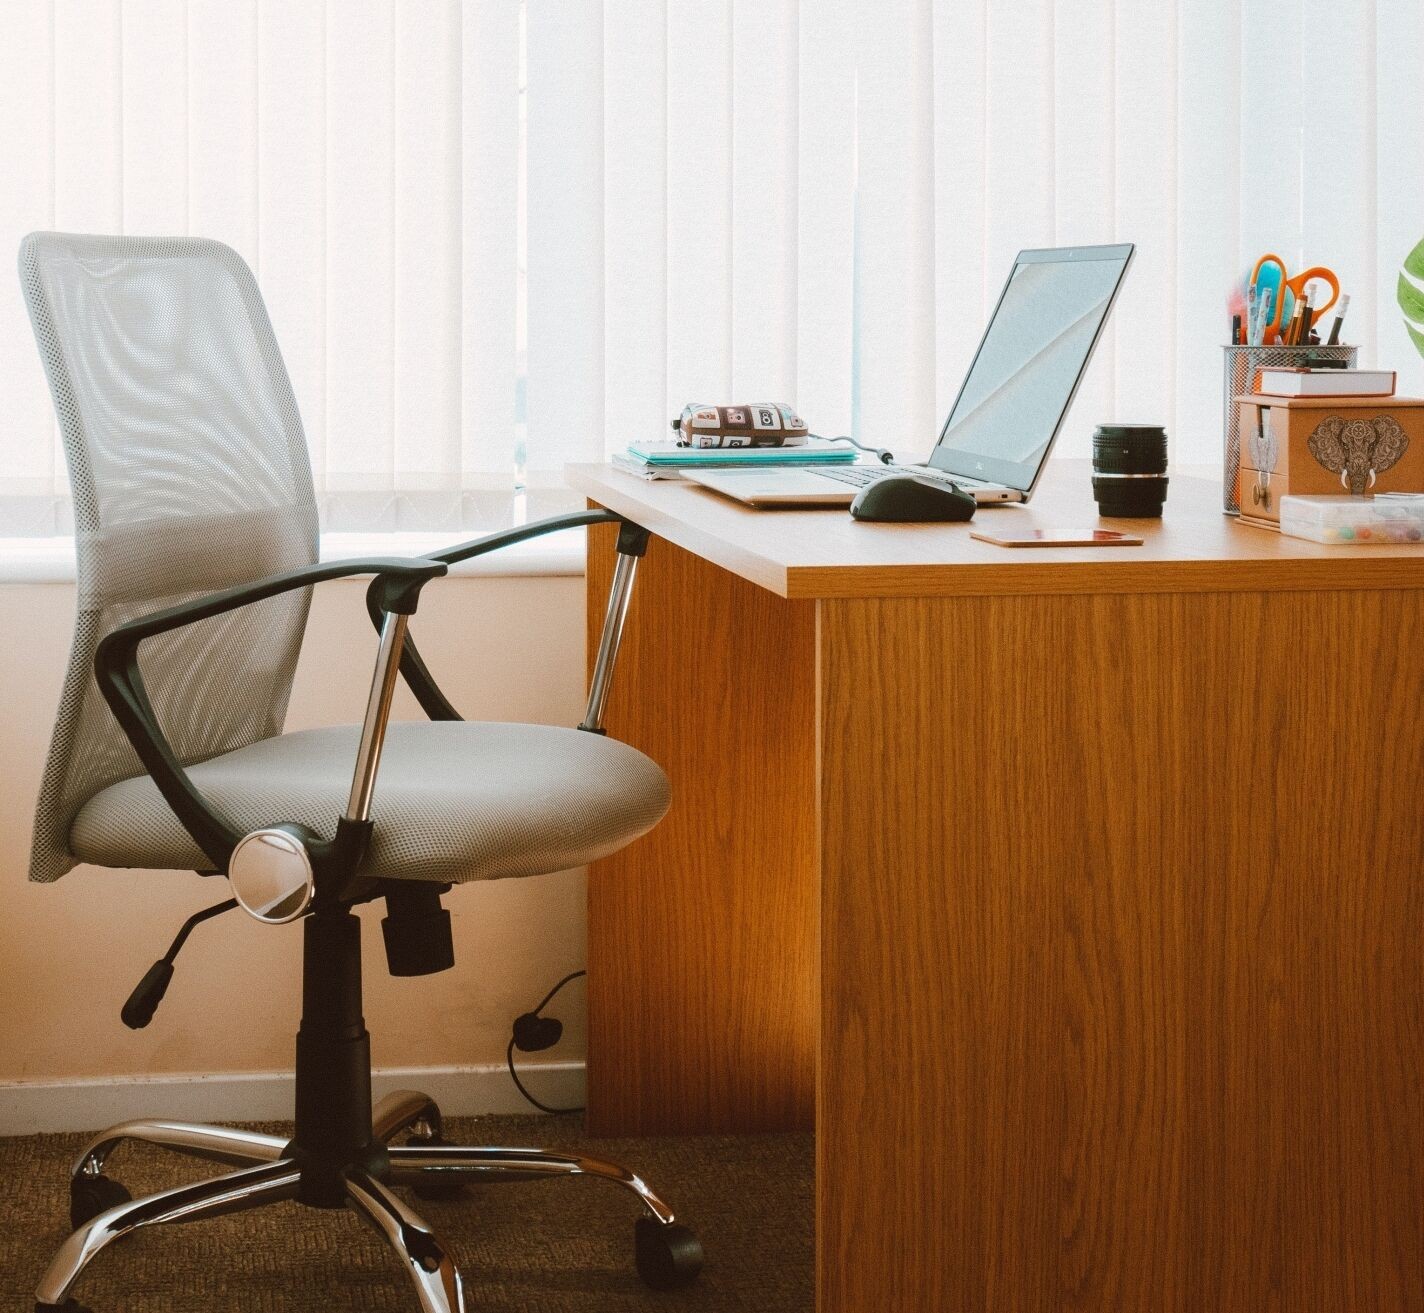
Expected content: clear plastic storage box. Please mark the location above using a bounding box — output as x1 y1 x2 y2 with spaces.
1278 494 1424 545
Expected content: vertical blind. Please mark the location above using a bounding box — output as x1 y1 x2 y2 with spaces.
1 1 1421 534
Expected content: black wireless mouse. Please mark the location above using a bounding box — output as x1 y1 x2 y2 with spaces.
849 474 978 523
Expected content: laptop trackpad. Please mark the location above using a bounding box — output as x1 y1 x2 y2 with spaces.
684 469 853 505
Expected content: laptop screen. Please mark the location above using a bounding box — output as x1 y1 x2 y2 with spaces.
929 244 1133 492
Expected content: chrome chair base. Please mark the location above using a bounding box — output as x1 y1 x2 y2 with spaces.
36 1090 702 1313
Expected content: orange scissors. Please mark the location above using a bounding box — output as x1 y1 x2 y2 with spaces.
1250 254 1341 344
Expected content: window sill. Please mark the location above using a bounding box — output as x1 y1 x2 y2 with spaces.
0 530 587 585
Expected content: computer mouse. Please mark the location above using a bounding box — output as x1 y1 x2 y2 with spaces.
849 474 977 523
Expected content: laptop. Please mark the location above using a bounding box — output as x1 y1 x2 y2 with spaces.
684 243 1134 507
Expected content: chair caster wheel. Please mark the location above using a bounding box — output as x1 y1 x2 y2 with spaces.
635 1216 704 1290
69 1173 132 1229
405 1135 467 1201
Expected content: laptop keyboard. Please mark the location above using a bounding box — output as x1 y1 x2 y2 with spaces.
816 465 896 487
817 465 987 489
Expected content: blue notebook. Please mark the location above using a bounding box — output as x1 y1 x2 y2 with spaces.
625 439 855 467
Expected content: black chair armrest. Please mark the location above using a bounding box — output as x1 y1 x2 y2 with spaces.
95 556 448 872
364 511 641 722
425 508 625 567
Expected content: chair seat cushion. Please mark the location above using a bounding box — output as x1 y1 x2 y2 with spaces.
69 721 670 883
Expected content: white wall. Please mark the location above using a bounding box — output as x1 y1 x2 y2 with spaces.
0 573 590 1099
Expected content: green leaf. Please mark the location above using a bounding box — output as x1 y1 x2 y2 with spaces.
1406 235 1424 280
1398 270 1424 324
1397 238 1424 363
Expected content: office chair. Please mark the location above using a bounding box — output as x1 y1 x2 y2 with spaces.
19 232 701 1312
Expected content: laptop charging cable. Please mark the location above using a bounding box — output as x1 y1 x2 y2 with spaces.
810 433 897 464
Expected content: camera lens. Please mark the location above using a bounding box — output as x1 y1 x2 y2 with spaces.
1091 424 1168 517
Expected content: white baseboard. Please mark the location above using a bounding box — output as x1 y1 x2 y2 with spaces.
0 1061 585 1137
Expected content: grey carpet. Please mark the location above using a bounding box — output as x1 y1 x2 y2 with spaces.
1 1116 812 1311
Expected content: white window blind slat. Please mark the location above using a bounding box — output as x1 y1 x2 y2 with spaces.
1110 0 1177 444
459 0 518 490
666 1 733 407
1239 8 1303 276
324 3 395 502
120 0 187 237
54 1 122 235
393 0 462 522
54 0 122 506
795 0 854 437
524 1 603 484
0 0 56 504
188 0 258 267
1301 2 1375 373
730 0 798 402
1376 0 1424 399
931 0 988 423
1051 0 1118 450
983 0 1054 284
603 0 668 455
256 0 327 489
853 0 936 452
1175 0 1241 456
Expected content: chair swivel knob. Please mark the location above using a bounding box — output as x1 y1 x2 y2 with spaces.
228 827 315 924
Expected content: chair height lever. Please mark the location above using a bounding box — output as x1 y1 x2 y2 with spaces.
121 898 239 1029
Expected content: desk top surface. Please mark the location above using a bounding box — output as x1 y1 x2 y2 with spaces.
566 460 1424 599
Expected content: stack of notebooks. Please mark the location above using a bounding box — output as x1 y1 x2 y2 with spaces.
612 437 856 481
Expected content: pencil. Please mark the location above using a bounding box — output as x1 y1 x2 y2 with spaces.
1326 293 1350 346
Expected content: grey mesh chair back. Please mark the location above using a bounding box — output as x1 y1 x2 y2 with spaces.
19 233 320 882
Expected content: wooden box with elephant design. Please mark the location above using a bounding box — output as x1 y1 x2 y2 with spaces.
1234 392 1424 529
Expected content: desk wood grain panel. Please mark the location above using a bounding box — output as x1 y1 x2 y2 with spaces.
817 590 1424 1312
585 522 818 1135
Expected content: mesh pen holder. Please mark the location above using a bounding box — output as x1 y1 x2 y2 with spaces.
1222 343 1357 513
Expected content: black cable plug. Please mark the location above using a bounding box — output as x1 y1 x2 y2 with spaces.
512 1012 563 1052
507 970 586 1114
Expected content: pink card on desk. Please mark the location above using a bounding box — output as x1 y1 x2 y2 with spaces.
969 528 1144 548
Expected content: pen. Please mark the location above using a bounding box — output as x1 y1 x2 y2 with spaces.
1255 287 1273 346
1326 293 1350 346
1232 313 1242 346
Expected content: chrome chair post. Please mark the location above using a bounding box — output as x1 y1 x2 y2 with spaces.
580 549 639 733
345 1170 466 1313
73 1120 287 1180
36 1159 300 1307
386 1143 676 1224
347 610 410 822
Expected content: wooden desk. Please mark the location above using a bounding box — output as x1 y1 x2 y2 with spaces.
570 460 1424 1313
